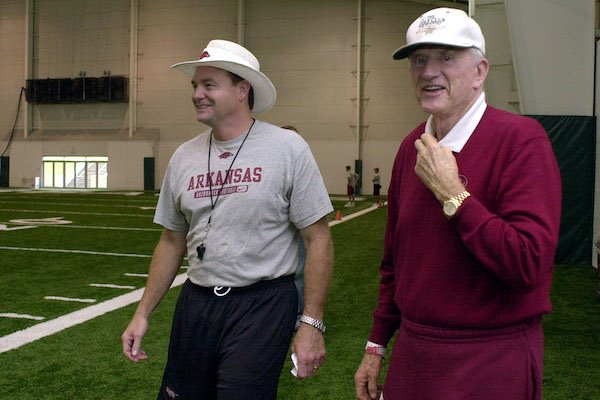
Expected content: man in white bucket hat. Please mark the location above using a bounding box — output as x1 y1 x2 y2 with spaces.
122 39 333 399
355 8 561 400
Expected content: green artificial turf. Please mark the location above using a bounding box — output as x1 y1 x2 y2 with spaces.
0 191 598 399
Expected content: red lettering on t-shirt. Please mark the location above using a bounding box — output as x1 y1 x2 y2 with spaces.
207 172 215 187
252 167 262 182
233 168 243 182
242 168 252 182
224 169 233 184
214 170 224 186
187 176 195 191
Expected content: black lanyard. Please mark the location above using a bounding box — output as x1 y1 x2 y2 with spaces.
197 118 256 261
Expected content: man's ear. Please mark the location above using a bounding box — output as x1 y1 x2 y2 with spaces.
474 58 489 90
237 80 251 103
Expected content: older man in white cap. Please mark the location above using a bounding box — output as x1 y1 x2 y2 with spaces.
121 39 334 399
355 8 561 400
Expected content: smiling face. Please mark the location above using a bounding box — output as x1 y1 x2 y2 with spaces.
191 66 251 127
409 46 488 126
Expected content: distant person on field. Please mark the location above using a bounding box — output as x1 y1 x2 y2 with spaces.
372 167 382 205
345 165 360 207
354 8 561 400
121 39 334 399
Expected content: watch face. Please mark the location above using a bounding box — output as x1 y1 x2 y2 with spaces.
443 200 457 217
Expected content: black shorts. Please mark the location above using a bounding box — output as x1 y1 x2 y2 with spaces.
373 184 381 196
158 275 297 400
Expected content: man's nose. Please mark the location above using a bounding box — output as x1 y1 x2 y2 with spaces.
192 86 205 100
420 59 440 78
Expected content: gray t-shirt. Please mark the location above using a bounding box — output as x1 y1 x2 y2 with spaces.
154 120 333 287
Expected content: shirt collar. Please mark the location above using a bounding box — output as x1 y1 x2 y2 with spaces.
424 92 487 153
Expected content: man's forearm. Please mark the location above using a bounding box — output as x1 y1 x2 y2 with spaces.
135 229 187 318
301 217 333 320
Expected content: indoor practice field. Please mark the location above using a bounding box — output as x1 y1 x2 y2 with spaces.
0 190 598 399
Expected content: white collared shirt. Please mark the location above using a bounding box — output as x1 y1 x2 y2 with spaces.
424 92 487 153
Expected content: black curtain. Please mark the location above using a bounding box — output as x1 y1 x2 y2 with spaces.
529 115 596 265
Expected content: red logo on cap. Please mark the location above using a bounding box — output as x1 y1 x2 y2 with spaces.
199 51 210 60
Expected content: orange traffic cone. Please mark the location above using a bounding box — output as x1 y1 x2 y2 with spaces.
335 210 342 220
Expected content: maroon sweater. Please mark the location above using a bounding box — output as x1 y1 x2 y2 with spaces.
369 106 562 346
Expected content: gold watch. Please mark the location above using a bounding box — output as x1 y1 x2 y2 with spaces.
442 191 470 218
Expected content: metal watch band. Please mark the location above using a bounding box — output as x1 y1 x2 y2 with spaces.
452 190 470 206
299 315 326 334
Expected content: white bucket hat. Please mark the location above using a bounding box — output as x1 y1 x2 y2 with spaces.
171 39 276 113
393 8 485 60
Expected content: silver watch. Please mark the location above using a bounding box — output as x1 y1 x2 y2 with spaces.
299 315 326 333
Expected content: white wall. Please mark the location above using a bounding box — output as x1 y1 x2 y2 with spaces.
475 1 520 114
505 0 595 115
0 0 596 196
9 142 43 188
3 0 437 193
0 0 27 158
107 141 155 190
8 138 153 190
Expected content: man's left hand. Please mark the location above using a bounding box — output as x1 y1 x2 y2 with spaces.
291 322 326 379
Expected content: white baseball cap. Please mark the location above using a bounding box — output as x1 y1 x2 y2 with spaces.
393 8 485 60
171 39 276 113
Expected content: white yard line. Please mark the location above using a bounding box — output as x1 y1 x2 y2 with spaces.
0 200 155 209
89 283 136 290
0 209 151 218
0 204 386 353
48 225 161 232
0 246 152 258
0 273 188 353
125 273 148 277
0 224 37 231
0 190 144 196
0 222 160 232
329 196 367 201
44 296 97 303
329 202 386 227
0 313 45 321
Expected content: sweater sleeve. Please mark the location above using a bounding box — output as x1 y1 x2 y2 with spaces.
367 142 407 346
453 123 562 292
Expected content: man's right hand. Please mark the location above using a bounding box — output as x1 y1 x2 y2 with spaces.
121 315 149 362
355 353 384 399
